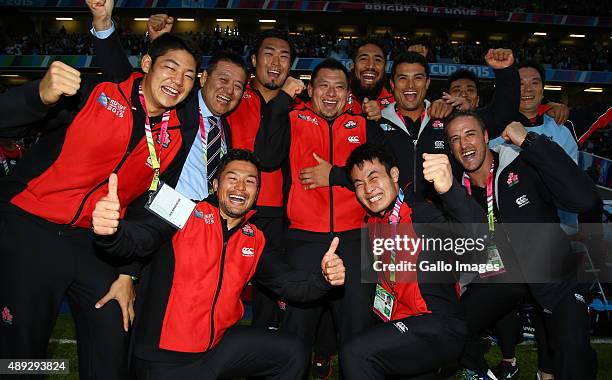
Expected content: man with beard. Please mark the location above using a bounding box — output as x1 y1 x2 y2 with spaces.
91 149 347 379
349 40 453 123
446 112 598 380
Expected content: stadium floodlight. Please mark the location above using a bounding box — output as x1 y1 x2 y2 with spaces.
0 74 19 77
569 34 585 38
259 19 277 23
533 32 547 36
177 18 195 22
216 19 234 22
584 87 603 93
56 17 74 21
543 85 562 91
299 75 311 81
134 18 149 21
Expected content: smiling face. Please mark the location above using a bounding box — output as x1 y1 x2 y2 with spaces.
213 160 259 221
353 43 386 92
519 67 544 118
391 62 430 116
446 115 489 173
200 60 248 117
308 68 349 119
351 158 399 215
251 37 291 90
140 49 197 116
449 78 479 110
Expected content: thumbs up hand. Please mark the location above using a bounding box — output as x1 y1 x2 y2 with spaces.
92 173 122 235
362 97 382 121
321 237 345 286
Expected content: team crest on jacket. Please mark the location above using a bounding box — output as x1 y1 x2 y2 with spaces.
432 120 444 129
297 113 319 126
156 130 172 148
506 172 519 187
242 224 255 237
98 92 126 118
380 98 391 106
344 120 357 129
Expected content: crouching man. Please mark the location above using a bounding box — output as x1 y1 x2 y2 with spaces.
339 144 485 379
92 149 345 380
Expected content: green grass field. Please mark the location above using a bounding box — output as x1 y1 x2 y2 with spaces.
48 315 611 379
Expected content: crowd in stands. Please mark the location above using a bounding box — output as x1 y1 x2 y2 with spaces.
1 27 610 72
362 0 611 17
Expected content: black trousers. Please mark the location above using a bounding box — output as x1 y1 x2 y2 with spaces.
459 283 529 374
493 307 521 359
132 326 308 380
0 206 129 379
460 282 597 379
339 314 466 380
250 215 284 329
280 235 376 348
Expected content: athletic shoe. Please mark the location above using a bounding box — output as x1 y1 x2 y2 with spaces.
457 368 496 380
492 361 520 379
311 355 332 379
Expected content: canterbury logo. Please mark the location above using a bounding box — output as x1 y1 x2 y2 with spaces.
242 247 255 257
348 136 360 144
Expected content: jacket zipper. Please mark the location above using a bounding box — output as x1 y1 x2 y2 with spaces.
412 139 418 193
68 149 132 226
327 120 334 235
207 229 229 350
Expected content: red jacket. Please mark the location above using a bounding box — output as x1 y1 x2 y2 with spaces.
10 73 184 228
369 200 430 320
256 92 387 234
227 84 284 209
287 102 367 232
159 202 264 352
348 87 395 116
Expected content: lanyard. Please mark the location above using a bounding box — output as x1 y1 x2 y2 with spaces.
386 189 404 284
463 161 496 233
139 85 171 193
395 105 425 138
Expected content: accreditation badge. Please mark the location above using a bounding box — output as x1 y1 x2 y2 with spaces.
373 284 395 322
145 181 196 229
479 245 507 278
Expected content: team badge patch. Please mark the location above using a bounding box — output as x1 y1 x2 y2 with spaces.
242 224 255 237
156 130 172 148
2 306 13 325
432 120 444 129
344 120 357 129
380 98 391 106
506 172 519 187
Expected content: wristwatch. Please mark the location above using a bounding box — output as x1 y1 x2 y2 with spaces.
520 131 538 149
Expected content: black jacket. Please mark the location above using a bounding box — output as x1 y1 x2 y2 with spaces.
484 135 599 309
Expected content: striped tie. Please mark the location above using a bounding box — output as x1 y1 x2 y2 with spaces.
206 116 222 188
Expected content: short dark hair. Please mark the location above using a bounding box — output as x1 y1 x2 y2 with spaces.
250 29 295 63
346 144 396 180
447 69 479 93
311 58 350 84
351 39 386 63
206 50 249 79
445 110 487 133
216 149 262 185
148 33 201 69
391 52 429 80
518 60 546 83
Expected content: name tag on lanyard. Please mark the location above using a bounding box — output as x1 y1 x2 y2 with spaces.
145 181 195 230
